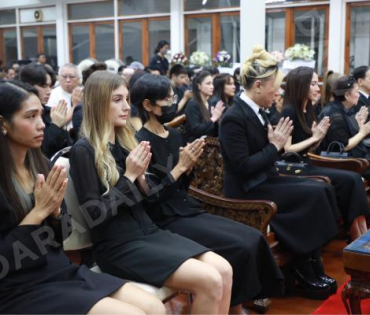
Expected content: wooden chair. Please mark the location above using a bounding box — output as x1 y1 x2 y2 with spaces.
51 147 183 305
165 114 186 128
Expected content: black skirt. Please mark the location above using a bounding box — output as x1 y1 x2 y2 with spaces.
0 250 126 314
156 213 285 305
241 176 340 254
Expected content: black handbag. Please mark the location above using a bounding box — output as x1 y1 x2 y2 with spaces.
275 151 308 175
320 141 349 158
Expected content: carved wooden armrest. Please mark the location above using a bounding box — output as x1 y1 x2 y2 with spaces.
188 186 277 235
307 153 369 175
279 173 331 184
165 114 186 128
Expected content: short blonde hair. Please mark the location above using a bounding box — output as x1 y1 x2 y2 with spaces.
241 45 283 90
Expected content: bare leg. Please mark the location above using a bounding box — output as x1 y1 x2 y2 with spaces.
88 297 146 315
110 283 166 315
164 258 224 314
198 252 233 315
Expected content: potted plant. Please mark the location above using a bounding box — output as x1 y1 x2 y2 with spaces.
189 51 211 67
282 43 316 75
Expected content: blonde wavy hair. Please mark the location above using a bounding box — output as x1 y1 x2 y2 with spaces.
81 70 138 193
241 45 283 90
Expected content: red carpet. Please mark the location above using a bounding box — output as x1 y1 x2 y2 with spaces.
312 281 370 314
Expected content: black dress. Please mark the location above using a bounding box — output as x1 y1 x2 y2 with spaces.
220 96 339 255
69 138 208 287
41 105 70 158
0 191 126 314
282 105 369 229
136 126 285 304
184 99 218 142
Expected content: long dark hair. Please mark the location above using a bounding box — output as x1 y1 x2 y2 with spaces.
192 71 212 122
213 73 233 107
0 80 50 224
130 74 171 123
284 66 316 135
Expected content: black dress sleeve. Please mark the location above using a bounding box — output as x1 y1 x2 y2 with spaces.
0 191 48 273
41 108 70 158
69 142 144 226
185 99 216 140
325 111 350 147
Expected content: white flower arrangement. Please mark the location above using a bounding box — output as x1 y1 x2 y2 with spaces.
269 50 284 63
213 50 232 67
189 51 211 67
285 44 315 61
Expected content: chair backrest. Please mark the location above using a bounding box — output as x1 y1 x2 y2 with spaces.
52 147 93 251
307 152 370 175
165 114 186 128
190 137 224 196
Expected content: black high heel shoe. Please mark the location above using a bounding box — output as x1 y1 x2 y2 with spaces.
311 258 337 294
292 260 331 300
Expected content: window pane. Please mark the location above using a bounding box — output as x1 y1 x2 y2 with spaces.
294 9 327 76
71 25 90 64
185 0 239 11
43 26 57 70
187 17 212 57
266 12 285 53
149 20 170 59
1 29 17 65
95 24 115 61
220 15 240 63
119 0 170 16
22 27 38 60
350 6 370 73
121 22 142 63
68 1 113 20
0 10 16 25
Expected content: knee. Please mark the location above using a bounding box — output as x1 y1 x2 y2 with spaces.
141 298 166 315
216 259 233 288
196 267 224 302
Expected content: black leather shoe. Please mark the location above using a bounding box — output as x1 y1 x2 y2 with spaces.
292 266 331 300
311 258 338 294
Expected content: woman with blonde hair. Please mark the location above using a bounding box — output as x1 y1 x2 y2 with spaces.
219 46 340 300
70 70 233 314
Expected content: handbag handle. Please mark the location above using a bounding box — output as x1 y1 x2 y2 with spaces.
281 151 304 163
326 141 345 154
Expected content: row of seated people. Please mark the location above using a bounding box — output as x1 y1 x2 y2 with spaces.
0 45 369 314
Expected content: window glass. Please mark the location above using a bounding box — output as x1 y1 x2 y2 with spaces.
68 1 113 20
149 20 170 59
121 21 142 63
266 12 285 53
95 23 115 61
71 25 90 64
43 26 57 70
185 0 239 11
22 27 38 60
1 29 17 65
349 6 370 73
294 9 327 76
220 15 240 63
119 0 170 15
187 17 212 57
0 10 16 25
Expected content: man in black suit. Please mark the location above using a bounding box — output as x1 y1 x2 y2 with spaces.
219 46 340 300
353 66 370 111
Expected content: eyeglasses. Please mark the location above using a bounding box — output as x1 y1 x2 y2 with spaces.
161 94 178 106
60 75 77 80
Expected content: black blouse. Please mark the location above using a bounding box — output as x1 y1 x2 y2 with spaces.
184 99 218 142
136 127 203 226
69 138 174 247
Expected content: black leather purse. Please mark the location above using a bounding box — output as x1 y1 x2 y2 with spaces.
275 152 308 175
320 141 349 158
